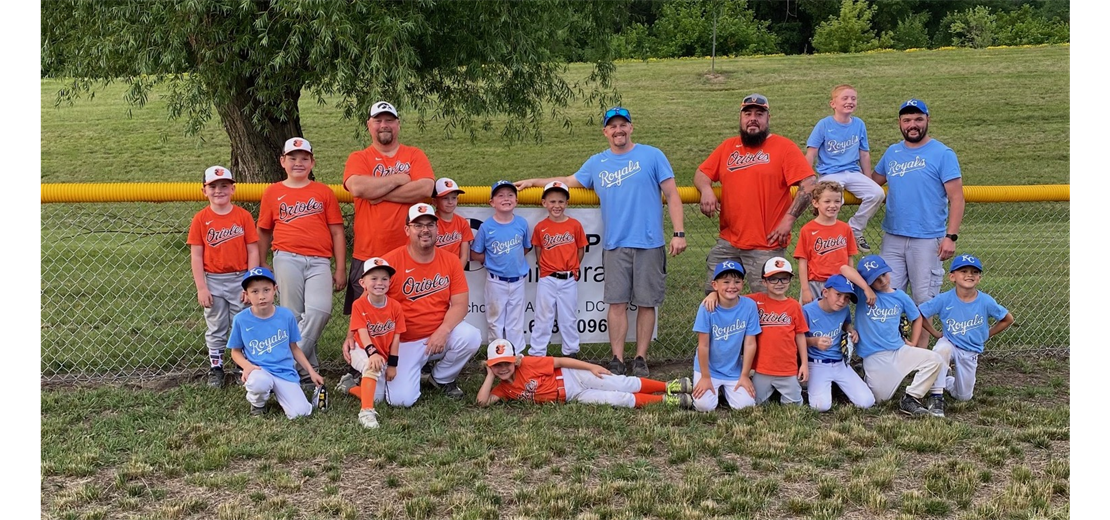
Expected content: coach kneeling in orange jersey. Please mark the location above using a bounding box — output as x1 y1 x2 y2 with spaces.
379 203 482 405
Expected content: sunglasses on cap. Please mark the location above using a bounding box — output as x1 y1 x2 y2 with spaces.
741 94 769 108
603 107 631 125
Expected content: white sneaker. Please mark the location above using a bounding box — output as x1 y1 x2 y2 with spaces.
358 409 380 429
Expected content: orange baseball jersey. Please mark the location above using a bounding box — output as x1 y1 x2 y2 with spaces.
490 356 564 403
435 214 474 257
187 205 259 274
746 292 809 377
257 181 343 258
698 134 814 250
348 295 407 357
531 217 588 277
792 219 859 282
381 247 468 341
343 145 435 260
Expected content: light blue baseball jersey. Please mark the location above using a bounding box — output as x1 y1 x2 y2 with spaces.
852 287 920 359
874 139 961 238
574 143 674 250
919 289 1009 354
692 299 762 380
472 215 532 278
806 116 870 175
227 306 303 383
802 300 851 362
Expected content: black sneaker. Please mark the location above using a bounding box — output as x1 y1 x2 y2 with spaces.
250 405 266 417
854 232 872 253
430 379 464 399
924 394 946 418
607 356 626 375
421 361 434 375
898 394 930 416
631 356 650 377
564 352 579 360
207 366 225 388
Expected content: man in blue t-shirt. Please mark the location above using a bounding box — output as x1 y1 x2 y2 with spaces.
873 98 965 348
514 107 687 377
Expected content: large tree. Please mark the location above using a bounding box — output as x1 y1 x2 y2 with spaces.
42 1 625 182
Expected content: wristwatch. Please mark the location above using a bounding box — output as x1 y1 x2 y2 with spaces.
673 231 685 238
945 233 959 242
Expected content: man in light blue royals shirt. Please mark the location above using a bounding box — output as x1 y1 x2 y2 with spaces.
873 98 965 349
513 106 687 378
472 180 532 353
919 254 1015 402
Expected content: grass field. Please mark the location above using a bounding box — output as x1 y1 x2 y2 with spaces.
41 46 1070 519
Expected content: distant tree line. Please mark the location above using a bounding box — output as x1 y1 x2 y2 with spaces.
600 0 1069 60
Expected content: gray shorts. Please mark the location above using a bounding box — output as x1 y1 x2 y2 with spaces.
602 247 666 307
704 239 783 295
880 233 944 305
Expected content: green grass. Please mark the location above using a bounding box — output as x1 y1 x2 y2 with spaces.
41 358 1069 519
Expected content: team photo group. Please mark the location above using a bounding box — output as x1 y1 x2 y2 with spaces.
190 86 1014 429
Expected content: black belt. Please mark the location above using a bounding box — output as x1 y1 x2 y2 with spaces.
489 272 521 283
809 357 843 364
549 272 574 280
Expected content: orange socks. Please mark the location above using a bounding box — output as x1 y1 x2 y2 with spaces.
347 375 379 411
633 393 664 408
638 378 666 394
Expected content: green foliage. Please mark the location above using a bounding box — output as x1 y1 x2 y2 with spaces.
889 12 932 50
811 0 891 54
994 5 1070 46
617 0 781 58
41 0 626 181
939 5 998 48
611 23 656 61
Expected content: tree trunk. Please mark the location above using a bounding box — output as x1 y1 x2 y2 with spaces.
215 84 303 184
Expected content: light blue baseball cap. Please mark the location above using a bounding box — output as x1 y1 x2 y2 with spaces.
949 254 984 272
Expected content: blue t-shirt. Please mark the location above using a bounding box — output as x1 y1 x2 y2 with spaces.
874 139 962 238
472 215 531 278
692 298 762 380
227 306 303 383
919 289 1009 354
806 116 870 175
852 287 920 359
574 143 675 250
802 300 852 362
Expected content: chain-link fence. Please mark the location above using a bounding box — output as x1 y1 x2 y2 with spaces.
41 196 1069 382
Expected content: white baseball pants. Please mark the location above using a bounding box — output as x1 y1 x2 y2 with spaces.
387 322 482 408
561 368 642 408
484 275 526 350
932 337 979 401
806 360 875 411
243 369 312 419
529 276 580 356
862 346 947 401
347 348 388 404
690 372 757 412
818 171 885 234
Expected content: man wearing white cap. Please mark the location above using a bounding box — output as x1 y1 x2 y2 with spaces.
380 203 482 403
342 101 436 318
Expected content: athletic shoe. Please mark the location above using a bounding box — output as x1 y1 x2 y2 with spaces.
854 232 872 253
207 366 225 388
358 409 380 429
430 379 464 399
663 393 694 409
666 377 693 395
608 356 626 376
631 356 650 377
564 352 579 360
421 361 434 375
335 373 358 395
898 394 930 416
924 394 946 418
250 405 266 417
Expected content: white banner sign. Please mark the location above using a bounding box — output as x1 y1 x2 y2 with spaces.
456 206 653 345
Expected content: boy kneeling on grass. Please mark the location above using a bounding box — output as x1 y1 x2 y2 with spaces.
477 339 693 408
